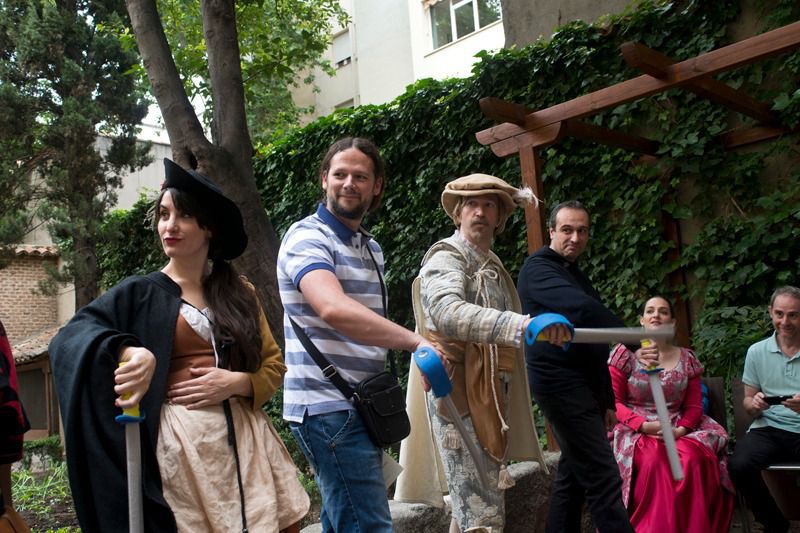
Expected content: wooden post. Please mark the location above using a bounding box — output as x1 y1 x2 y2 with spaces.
660 211 692 346
519 145 561 451
519 145 548 254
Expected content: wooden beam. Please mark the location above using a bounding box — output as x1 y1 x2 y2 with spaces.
621 42 779 125
489 121 566 157
659 209 692 347
481 98 660 155
479 97 529 125
476 20 800 148
565 120 659 155
721 125 794 149
519 146 547 253
620 41 673 78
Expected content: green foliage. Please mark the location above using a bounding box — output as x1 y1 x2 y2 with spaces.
0 0 152 303
254 0 799 384
20 436 63 470
98 195 165 289
156 0 348 144
692 305 773 382
13 462 75 528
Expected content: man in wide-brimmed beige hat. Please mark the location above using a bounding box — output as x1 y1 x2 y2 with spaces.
397 173 569 533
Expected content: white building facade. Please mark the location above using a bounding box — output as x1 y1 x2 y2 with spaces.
294 0 505 120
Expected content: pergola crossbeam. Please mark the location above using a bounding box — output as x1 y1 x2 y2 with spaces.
480 97 660 156
721 125 795 149
565 120 659 155
476 20 800 149
474 20 800 367
621 42 779 125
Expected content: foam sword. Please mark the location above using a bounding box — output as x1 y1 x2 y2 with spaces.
640 340 684 481
413 346 493 491
115 362 145 533
525 314 682 481
524 313 675 346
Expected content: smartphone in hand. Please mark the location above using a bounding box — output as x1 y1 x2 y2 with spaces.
763 395 793 406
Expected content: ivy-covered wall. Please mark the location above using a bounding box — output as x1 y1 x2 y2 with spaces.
253 0 799 382
101 0 800 385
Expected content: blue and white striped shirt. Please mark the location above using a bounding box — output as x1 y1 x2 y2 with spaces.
278 204 388 422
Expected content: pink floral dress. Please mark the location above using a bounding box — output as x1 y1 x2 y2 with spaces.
608 344 734 533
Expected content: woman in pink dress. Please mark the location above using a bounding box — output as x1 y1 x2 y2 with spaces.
608 295 734 532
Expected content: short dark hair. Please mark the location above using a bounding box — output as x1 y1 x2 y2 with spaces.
770 286 800 306
638 295 675 318
319 137 386 214
548 200 589 230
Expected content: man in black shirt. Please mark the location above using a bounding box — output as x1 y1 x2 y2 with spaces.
517 200 632 533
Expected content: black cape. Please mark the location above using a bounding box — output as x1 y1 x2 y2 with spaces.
517 246 624 410
49 272 182 532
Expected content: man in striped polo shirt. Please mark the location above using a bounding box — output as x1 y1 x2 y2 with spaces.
277 137 435 532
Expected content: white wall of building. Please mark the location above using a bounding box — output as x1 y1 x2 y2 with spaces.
409 15 504 81
353 1 415 106
112 140 172 210
20 136 168 247
18 131 171 322
296 0 504 121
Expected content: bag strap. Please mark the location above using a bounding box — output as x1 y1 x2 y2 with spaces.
363 242 400 377
289 234 400 395
289 317 354 400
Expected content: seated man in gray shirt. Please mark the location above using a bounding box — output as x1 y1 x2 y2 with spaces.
729 286 800 533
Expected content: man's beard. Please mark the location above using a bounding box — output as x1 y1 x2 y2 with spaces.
330 196 369 221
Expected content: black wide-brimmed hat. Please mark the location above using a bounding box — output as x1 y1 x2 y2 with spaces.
162 158 248 260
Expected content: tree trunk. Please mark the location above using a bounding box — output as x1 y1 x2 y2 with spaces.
73 231 98 310
125 0 284 345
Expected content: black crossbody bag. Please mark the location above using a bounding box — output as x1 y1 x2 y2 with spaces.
289 244 410 448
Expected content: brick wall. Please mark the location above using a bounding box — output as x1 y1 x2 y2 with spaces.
0 255 59 344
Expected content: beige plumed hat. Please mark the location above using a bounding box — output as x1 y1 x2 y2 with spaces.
441 173 538 233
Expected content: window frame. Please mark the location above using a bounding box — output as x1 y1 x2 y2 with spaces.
332 29 352 68
429 0 501 51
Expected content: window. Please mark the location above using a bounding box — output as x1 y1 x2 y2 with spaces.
333 30 352 68
335 98 354 110
429 0 501 50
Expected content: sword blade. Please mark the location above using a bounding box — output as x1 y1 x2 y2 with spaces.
647 373 684 481
125 423 144 533
571 325 674 344
440 396 493 491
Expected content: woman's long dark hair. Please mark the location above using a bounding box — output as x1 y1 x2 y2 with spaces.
156 188 262 373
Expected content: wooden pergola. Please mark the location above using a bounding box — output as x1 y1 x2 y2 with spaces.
476 20 800 344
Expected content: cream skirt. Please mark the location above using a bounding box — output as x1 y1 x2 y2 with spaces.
157 401 309 532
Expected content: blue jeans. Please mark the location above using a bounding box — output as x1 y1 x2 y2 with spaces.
289 409 393 533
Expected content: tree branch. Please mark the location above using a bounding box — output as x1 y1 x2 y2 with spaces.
202 0 252 161
125 0 211 165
